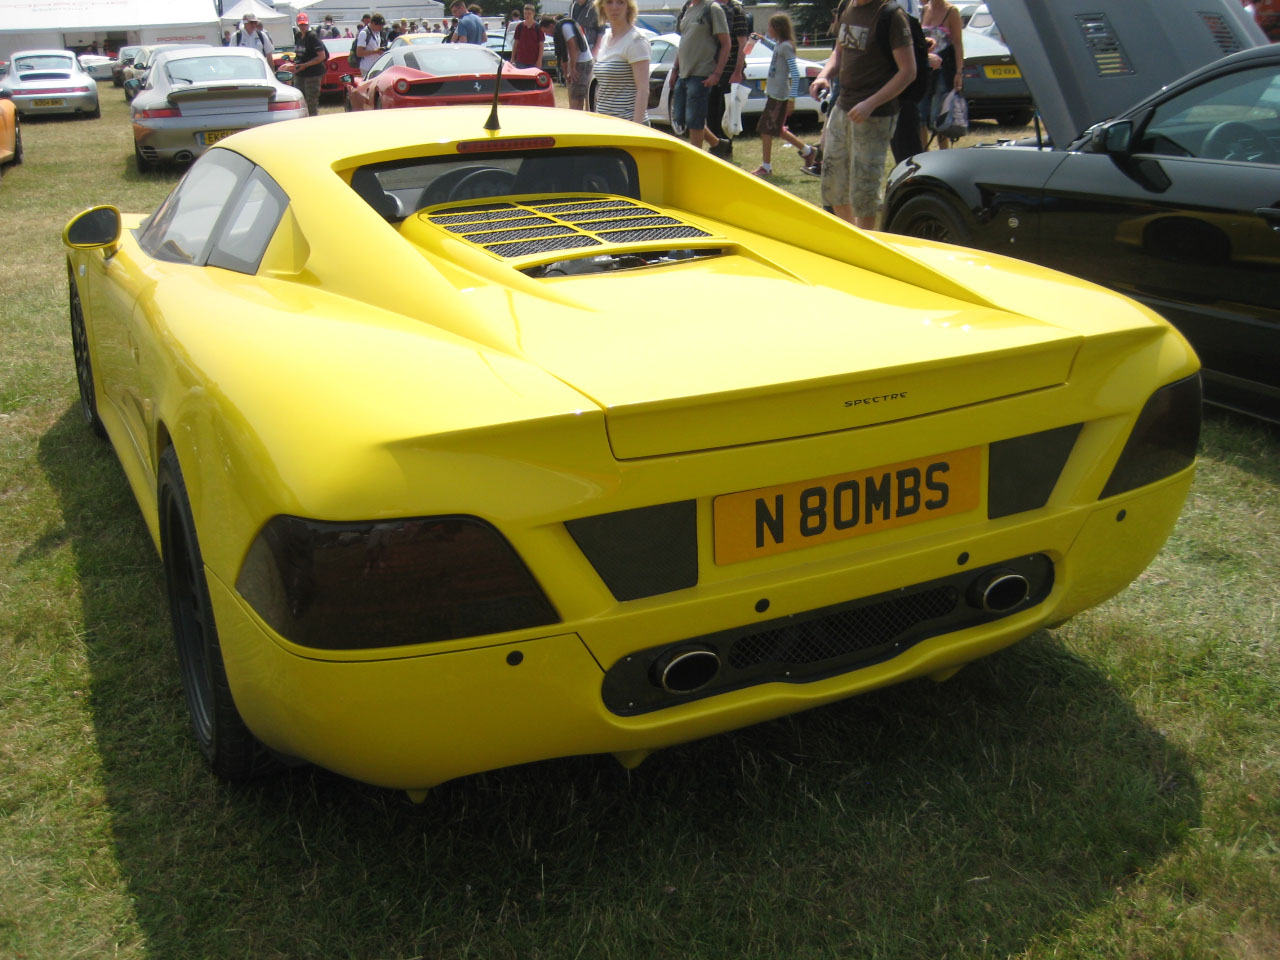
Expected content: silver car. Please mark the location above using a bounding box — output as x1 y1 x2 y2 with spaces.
131 47 307 172
1 49 100 118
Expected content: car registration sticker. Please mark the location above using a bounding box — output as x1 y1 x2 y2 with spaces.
32 98 66 107
983 64 1022 79
712 447 982 565
198 129 236 146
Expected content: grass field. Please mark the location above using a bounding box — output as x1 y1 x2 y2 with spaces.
1 86 1277 960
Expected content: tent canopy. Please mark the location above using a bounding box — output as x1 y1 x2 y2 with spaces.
221 0 287 22
0 0 218 31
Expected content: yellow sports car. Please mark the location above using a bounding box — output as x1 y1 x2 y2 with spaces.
0 98 22 172
63 106 1200 796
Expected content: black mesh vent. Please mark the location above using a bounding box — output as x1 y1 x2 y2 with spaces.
1075 14 1135 76
728 587 959 669
460 224 575 244
437 203 513 216
1198 12 1245 55
484 235 601 257
566 215 683 230
557 208 661 223
443 215 551 232
565 501 698 602
597 226 711 242
535 200 646 213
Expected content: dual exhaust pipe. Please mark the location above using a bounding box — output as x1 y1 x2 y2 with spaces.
646 569 1031 697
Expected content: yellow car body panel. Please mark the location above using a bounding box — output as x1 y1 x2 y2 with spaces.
64 106 1201 791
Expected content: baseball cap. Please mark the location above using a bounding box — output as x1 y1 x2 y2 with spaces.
296 13 309 24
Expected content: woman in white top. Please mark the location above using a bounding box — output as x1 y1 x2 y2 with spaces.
592 0 651 124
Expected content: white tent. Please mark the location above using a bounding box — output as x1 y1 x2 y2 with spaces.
0 0 220 57
220 0 288 23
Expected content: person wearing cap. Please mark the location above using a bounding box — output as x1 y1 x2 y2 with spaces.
233 14 274 62
357 14 389 73
287 13 327 116
317 15 342 40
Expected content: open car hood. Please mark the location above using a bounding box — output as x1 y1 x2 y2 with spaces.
985 0 1267 148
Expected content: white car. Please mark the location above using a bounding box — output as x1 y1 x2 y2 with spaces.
78 54 116 81
0 50 100 118
638 33 825 129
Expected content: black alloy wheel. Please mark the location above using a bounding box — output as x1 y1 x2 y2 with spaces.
68 266 107 438
887 193 974 247
158 446 278 781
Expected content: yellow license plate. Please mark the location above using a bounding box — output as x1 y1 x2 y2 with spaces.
984 64 1022 79
32 98 65 107
199 129 236 146
713 447 982 565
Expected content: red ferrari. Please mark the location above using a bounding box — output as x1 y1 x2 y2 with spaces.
343 45 552 111
275 38 361 96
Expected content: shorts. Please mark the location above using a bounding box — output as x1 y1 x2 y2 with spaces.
671 76 711 131
567 59 593 101
757 97 791 137
820 109 897 218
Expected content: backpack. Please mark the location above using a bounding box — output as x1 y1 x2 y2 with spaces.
348 35 360 67
552 16 589 65
876 1 930 104
931 87 969 140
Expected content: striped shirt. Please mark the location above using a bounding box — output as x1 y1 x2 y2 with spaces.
593 27 651 121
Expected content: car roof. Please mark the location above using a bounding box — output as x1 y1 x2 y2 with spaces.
155 46 265 63
12 49 78 59
986 0 1269 147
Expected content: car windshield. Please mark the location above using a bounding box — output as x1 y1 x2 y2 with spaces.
165 56 269 84
15 55 74 72
323 38 351 55
413 45 501 73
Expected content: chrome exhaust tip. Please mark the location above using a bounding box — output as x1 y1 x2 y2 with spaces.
975 570 1031 613
174 150 194 163
652 646 721 694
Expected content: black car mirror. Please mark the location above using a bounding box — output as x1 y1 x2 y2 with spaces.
276 70 295 84
124 78 140 93
63 206 122 251
340 74 353 84
1100 120 1134 156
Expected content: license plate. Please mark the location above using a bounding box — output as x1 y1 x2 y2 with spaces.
713 447 982 565
198 129 236 146
32 98 65 107
984 64 1022 79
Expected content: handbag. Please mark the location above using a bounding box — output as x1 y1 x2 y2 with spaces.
932 89 969 142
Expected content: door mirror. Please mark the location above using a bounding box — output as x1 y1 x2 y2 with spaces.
276 70 296 84
63 206 122 250
124 77 140 93
1094 119 1134 156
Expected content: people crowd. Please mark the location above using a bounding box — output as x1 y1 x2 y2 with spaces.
215 0 968 231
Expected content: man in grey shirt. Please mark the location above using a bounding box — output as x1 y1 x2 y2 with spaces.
669 0 730 151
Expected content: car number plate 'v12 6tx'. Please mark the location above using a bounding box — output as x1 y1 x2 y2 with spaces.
713 447 982 564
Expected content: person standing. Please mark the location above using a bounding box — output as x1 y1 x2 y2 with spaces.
512 5 543 69
920 0 963 148
593 0 651 124
289 13 327 117
669 0 730 151
449 1 487 43
571 0 603 55
705 0 751 156
540 14 594 109
357 14 388 74
752 14 810 176
808 0 916 228
233 14 274 63
317 15 342 40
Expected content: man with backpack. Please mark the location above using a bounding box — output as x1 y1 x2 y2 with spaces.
232 14 274 63
357 13 389 73
808 0 916 229
704 0 751 157
669 0 730 151
540 14 594 110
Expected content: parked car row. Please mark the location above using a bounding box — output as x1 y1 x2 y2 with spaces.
0 50 100 118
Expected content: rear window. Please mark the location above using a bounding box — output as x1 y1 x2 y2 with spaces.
165 55 269 84
350 147 640 220
411 45 502 74
15 55 74 72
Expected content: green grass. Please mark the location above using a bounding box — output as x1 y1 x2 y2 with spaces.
1 88 1278 960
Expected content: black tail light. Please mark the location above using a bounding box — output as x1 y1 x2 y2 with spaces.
235 515 558 650
987 423 1083 519
1101 374 1201 499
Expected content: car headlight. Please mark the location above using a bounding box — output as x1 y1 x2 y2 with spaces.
1100 373 1201 499
235 515 559 650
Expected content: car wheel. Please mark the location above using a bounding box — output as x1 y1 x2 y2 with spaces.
68 265 107 438
134 143 155 174
344 93 353 112
9 122 21 166
998 108 1034 128
587 79 598 112
373 92 381 109
157 445 278 781
87 102 101 120
887 193 974 248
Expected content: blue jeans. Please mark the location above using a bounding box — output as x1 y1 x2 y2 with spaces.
672 76 711 131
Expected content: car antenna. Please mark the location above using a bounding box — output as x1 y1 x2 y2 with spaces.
484 53 503 131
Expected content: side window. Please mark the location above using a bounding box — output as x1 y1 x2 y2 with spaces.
1139 66 1280 163
207 168 289 275
367 52 393 78
139 150 252 264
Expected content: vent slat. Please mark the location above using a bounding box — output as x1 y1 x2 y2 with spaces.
1075 13 1135 77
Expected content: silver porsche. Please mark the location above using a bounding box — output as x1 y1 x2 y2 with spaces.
130 47 306 172
0 49 100 118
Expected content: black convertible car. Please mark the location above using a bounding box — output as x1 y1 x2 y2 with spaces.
885 0 1278 422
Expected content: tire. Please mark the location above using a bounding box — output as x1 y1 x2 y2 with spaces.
9 121 22 166
158 446 278 781
997 108 1034 128
343 93 353 112
135 143 155 174
68 265 107 439
86 101 101 119
886 193 974 248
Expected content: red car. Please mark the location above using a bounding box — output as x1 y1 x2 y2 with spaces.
277 38 361 95
343 45 552 111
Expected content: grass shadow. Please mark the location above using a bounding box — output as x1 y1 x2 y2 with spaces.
39 404 1202 960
